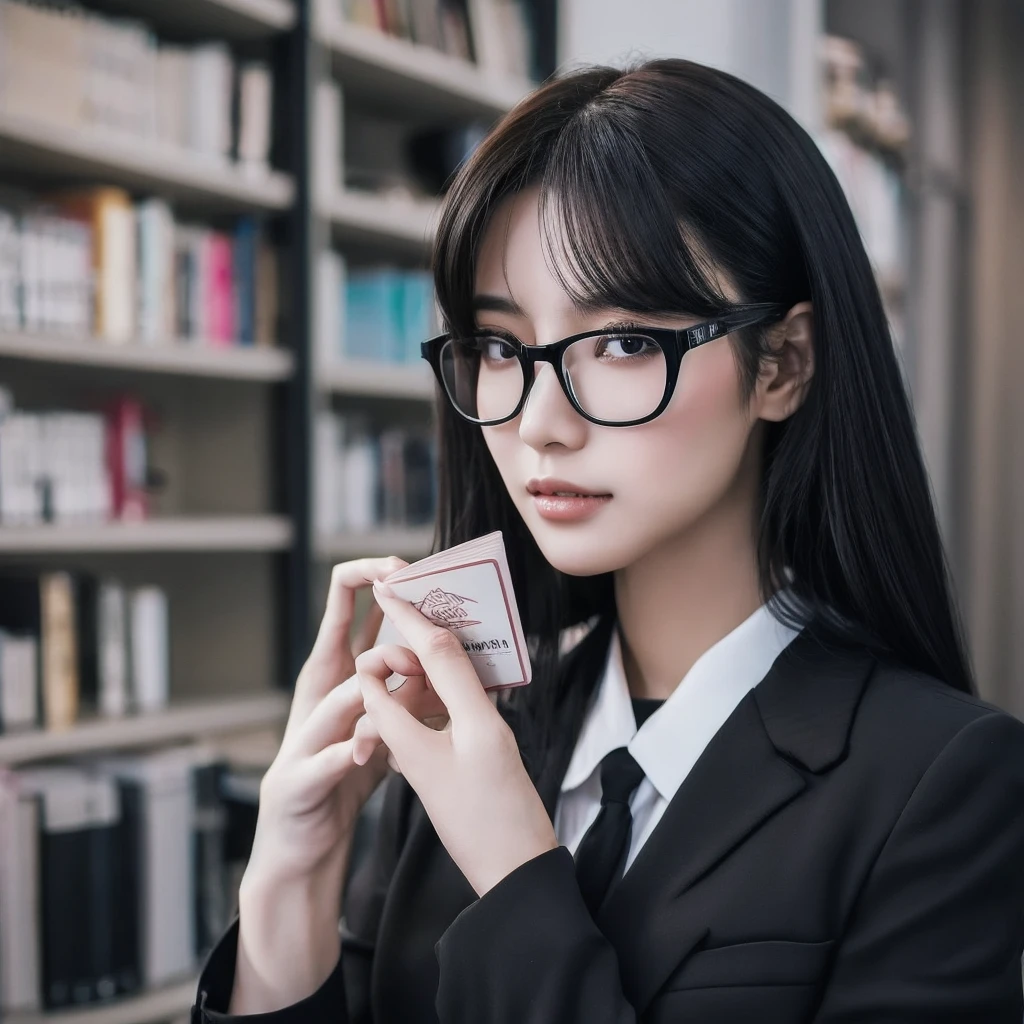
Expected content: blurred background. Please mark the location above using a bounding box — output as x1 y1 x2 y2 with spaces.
0 1 1020 1021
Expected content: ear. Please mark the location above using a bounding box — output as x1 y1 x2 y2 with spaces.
753 302 814 422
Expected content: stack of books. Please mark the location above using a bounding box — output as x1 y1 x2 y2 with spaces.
0 748 263 1013
0 388 153 526
0 0 275 175
0 192 279 348
315 410 436 536
318 252 437 366
0 568 170 734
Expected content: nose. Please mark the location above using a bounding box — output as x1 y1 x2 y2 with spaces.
517 361 588 450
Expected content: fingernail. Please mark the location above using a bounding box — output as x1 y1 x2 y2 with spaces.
373 578 395 597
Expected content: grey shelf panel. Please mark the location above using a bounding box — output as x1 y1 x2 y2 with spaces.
0 110 294 211
316 526 435 561
0 692 288 766
0 516 294 554
87 0 297 39
313 5 531 121
0 331 293 381
324 189 439 250
318 358 435 399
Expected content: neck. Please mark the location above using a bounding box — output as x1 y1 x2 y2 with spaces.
613 483 765 701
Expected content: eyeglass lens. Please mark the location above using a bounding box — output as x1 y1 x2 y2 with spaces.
439 334 668 423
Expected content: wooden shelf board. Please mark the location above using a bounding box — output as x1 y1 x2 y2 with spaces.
0 110 294 211
87 0 296 39
318 358 436 399
0 516 294 554
4 978 198 1024
324 189 439 250
0 331 293 381
313 10 531 121
316 525 435 561
0 693 288 766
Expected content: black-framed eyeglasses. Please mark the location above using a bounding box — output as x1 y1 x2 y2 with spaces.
420 302 789 427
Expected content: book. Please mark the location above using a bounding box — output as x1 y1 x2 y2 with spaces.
0 768 43 1012
0 628 40 732
236 61 273 176
52 187 137 344
129 585 169 713
373 531 531 690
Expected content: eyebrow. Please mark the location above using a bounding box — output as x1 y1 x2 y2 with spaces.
471 294 525 316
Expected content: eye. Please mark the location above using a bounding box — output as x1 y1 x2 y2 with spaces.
596 334 659 359
481 336 518 362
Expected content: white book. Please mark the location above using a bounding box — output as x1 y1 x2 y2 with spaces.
0 207 20 329
0 630 39 730
136 198 175 345
99 581 129 717
314 409 346 538
188 43 233 163
237 61 273 175
130 585 169 713
313 78 344 207
0 770 42 1012
92 749 199 986
342 422 376 533
315 247 345 369
156 45 189 149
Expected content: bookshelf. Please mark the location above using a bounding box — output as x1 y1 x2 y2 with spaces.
319 358 435 399
88 0 297 39
325 189 439 250
0 516 293 554
316 525 436 561
311 1 532 120
0 1 554 1019
0 331 293 381
0 692 287 766
4 978 199 1024
0 112 295 212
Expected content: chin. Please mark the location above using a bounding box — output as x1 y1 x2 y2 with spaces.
530 526 634 578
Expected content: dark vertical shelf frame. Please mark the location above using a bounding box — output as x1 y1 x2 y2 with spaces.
278 0 314 688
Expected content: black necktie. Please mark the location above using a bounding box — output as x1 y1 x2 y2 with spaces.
574 746 647 915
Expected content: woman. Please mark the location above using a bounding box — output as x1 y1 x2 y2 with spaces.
193 60 1024 1022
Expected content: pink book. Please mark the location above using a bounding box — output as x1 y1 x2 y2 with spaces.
207 233 235 345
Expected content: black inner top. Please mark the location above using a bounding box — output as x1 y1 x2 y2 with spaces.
631 696 665 729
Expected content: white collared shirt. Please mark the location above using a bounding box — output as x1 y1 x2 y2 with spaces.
554 603 802 873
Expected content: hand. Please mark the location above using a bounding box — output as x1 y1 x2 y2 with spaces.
355 579 558 897
245 555 410 887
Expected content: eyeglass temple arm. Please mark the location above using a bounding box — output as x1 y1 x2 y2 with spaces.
681 304 789 350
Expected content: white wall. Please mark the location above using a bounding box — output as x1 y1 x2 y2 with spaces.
558 0 823 129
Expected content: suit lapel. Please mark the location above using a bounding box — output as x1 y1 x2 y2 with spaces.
587 627 877 1012
596 692 806 1010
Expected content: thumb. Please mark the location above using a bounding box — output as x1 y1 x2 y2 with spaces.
356 672 441 774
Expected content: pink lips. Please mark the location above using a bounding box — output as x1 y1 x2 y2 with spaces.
526 478 612 522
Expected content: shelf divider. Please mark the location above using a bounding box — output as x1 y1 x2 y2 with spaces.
0 516 294 554
0 691 288 766
0 331 293 382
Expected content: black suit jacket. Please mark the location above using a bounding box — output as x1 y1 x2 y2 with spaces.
193 622 1024 1023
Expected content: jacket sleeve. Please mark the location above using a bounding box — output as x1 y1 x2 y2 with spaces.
192 773 414 1024
434 846 638 1024
813 710 1024 1023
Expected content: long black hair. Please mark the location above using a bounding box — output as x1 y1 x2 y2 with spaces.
426 59 974 769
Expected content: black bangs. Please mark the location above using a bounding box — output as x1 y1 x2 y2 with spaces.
536 103 728 319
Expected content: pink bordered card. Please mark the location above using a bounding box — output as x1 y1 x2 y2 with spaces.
372 531 531 691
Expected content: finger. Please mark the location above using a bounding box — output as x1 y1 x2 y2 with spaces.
311 556 407 661
371 580 494 721
299 737 385 799
356 671 443 773
351 602 385 658
351 671 448 765
290 673 365 757
354 643 426 685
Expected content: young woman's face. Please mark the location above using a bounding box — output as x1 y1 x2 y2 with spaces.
475 188 767 578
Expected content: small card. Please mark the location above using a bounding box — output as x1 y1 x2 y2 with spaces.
373 531 531 691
